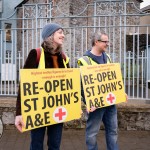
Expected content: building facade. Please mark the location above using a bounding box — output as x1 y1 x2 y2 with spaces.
1 0 150 100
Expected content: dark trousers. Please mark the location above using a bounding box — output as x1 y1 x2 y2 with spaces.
30 123 63 150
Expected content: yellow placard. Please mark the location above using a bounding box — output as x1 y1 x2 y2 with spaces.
80 63 126 110
20 68 81 132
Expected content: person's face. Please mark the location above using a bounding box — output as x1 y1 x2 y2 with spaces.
96 34 109 52
53 29 65 47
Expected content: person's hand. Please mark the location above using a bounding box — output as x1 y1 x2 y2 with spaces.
15 115 24 132
87 106 96 113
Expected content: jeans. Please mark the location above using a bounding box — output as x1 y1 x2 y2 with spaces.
30 123 63 150
86 105 118 150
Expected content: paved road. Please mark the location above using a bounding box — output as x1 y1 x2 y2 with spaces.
0 128 150 150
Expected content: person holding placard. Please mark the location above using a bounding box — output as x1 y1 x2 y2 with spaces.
78 32 127 150
15 23 69 150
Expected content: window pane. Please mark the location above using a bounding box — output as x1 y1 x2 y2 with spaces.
5 23 11 42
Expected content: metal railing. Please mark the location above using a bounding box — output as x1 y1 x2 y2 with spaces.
0 1 150 100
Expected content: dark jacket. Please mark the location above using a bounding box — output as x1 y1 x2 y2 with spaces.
16 49 69 116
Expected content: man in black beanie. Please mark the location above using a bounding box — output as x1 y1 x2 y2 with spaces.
15 23 69 150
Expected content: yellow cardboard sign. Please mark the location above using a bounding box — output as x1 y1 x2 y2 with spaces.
80 63 126 110
20 68 81 132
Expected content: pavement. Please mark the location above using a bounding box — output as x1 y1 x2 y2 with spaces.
0 128 150 150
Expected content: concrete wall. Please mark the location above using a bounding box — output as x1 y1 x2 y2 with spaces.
0 98 150 130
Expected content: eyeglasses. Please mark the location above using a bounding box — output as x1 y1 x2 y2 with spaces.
97 40 109 44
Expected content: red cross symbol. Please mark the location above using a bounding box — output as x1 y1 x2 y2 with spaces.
107 93 115 104
55 108 66 121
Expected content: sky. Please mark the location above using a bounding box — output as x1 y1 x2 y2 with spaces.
140 0 150 9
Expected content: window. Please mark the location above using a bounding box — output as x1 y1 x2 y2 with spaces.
5 50 11 63
5 23 12 42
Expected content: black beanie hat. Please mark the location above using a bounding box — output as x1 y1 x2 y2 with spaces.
42 23 62 40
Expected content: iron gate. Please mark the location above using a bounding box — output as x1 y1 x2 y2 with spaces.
0 0 150 100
